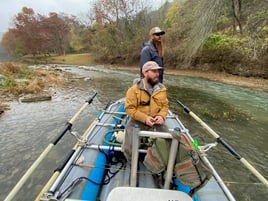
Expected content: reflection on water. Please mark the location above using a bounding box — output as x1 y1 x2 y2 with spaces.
0 65 267 201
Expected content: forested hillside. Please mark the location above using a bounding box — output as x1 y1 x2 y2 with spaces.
1 0 267 78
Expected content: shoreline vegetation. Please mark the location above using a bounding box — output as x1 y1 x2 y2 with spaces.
1 53 268 114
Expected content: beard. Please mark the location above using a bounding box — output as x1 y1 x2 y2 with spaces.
147 77 159 87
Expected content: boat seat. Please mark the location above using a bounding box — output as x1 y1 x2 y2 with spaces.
106 187 193 201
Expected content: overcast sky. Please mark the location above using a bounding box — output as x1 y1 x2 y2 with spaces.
0 0 166 33
0 0 94 32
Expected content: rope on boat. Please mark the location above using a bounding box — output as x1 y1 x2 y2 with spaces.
70 131 87 145
112 115 126 123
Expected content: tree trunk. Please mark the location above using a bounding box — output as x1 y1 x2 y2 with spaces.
231 0 243 35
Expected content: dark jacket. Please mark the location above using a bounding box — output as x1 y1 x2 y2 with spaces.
140 41 164 82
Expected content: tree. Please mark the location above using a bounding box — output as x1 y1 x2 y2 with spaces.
70 23 93 52
246 10 268 60
231 0 242 34
1 29 26 56
1 7 75 56
41 12 74 55
12 7 44 55
90 0 148 62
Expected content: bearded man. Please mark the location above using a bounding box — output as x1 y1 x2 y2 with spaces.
123 61 169 162
140 27 165 83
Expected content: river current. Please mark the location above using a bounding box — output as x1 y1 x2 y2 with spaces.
0 65 267 200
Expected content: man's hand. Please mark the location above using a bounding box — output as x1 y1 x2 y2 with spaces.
153 115 164 125
145 116 155 127
145 115 164 127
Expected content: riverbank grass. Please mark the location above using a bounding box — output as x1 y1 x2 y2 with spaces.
0 63 64 112
21 53 95 65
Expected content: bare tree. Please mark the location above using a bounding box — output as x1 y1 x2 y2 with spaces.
231 0 243 34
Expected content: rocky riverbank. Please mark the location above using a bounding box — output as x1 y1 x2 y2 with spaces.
0 63 65 114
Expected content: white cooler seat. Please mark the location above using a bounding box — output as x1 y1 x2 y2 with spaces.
107 187 193 201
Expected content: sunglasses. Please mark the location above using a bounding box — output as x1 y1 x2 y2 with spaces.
154 33 162 36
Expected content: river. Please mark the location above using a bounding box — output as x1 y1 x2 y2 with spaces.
0 65 267 201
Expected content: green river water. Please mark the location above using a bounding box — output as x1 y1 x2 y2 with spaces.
0 65 267 200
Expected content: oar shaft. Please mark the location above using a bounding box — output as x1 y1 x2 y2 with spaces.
54 92 97 144
190 111 242 159
4 93 97 201
240 158 268 187
52 123 72 145
4 144 53 201
177 99 268 187
177 100 220 139
218 138 241 160
55 150 75 172
189 110 242 159
69 92 97 124
35 117 99 200
189 111 220 139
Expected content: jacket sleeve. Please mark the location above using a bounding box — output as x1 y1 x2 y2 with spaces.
140 46 151 69
150 87 168 120
125 87 148 123
158 91 168 120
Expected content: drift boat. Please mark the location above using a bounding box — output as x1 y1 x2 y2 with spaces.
5 93 267 201
37 95 236 201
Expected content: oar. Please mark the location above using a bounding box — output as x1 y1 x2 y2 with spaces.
4 92 97 201
176 99 268 188
35 117 99 201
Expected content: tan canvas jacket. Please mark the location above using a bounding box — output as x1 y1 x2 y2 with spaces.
125 80 168 123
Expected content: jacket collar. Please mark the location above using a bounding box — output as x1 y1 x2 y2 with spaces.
137 79 163 95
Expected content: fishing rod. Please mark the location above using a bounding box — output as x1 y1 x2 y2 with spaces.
4 92 97 201
176 99 268 188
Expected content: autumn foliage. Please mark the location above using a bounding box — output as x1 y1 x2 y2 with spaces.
1 1 268 78
1 7 74 57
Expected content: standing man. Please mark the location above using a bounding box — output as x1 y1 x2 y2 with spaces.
123 61 169 162
140 27 165 83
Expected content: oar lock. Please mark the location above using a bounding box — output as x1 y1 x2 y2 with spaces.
188 143 216 162
71 131 87 145
199 143 217 153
